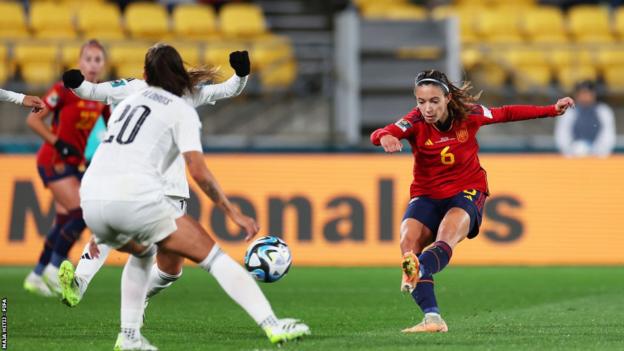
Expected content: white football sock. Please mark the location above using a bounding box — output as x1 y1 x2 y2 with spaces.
120 245 155 337
75 241 111 297
146 264 182 299
198 245 276 326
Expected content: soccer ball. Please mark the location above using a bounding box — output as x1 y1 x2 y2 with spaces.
244 236 292 283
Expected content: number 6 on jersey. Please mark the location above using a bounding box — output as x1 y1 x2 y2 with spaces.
440 146 455 165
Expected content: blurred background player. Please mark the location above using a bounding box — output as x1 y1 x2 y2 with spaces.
23 40 110 297
79 44 309 349
0 88 44 109
555 80 616 158
58 50 251 309
371 69 574 333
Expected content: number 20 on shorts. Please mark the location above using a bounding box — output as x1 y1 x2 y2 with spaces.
441 146 455 165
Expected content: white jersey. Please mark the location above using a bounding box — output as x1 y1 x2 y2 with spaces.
0 88 25 105
80 86 202 202
73 75 247 199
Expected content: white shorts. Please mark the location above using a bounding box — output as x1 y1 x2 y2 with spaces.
82 196 184 249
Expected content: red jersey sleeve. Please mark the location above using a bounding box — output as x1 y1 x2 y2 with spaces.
473 104 559 126
370 107 421 145
42 81 65 111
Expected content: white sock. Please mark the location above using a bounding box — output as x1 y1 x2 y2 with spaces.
198 245 277 327
120 245 155 338
75 242 111 297
146 264 182 299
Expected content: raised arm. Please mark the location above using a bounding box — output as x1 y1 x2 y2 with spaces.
188 51 250 107
479 97 575 125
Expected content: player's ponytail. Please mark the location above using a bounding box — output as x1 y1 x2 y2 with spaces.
414 70 481 121
188 65 221 87
144 43 193 97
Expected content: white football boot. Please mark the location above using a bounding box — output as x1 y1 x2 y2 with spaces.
23 271 54 297
264 318 311 344
113 332 158 351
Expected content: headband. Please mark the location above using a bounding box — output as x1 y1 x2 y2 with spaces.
415 78 449 94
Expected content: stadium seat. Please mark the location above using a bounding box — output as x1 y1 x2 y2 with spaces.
173 4 218 40
602 66 624 91
522 6 567 43
555 65 597 92
461 47 481 70
220 3 268 38
13 43 59 85
203 41 249 81
0 45 8 84
60 43 82 70
30 2 77 39
476 8 525 43
0 2 29 40
171 42 202 68
596 48 624 72
361 4 427 20
253 37 295 70
432 5 481 44
108 44 150 79
77 3 125 40
469 63 508 88
260 59 297 89
125 3 170 40
504 49 551 92
568 5 614 43
549 49 594 69
613 7 624 39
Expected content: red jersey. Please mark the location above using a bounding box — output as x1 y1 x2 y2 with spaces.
371 104 559 199
37 81 110 167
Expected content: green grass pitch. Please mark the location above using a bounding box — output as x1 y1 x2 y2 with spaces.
1 266 623 350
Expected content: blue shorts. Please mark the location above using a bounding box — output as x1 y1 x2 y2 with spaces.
402 189 487 239
37 163 84 187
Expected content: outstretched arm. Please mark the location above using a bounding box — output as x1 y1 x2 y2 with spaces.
370 107 420 153
0 88 44 109
63 69 146 105
480 97 575 125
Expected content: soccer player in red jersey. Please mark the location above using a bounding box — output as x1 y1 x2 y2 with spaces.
23 40 110 297
370 70 575 333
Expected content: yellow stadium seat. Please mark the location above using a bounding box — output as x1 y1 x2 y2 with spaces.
173 4 218 40
220 3 268 38
596 48 624 71
469 63 508 88
171 42 202 68
522 6 567 43
30 2 76 40
555 65 597 92
513 65 551 92
602 66 624 91
568 5 613 43
432 5 481 45
0 2 29 39
362 4 427 20
60 43 82 70
125 3 170 40
549 49 594 68
461 47 481 70
13 43 59 85
0 45 8 84
476 9 524 42
253 36 294 70
109 44 150 79
260 59 297 89
77 3 125 40
613 8 624 39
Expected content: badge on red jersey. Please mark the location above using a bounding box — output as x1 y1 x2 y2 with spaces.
395 119 412 132
456 127 469 143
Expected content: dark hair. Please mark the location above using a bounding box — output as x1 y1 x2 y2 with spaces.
414 69 480 121
574 80 596 93
80 39 106 59
144 43 220 97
